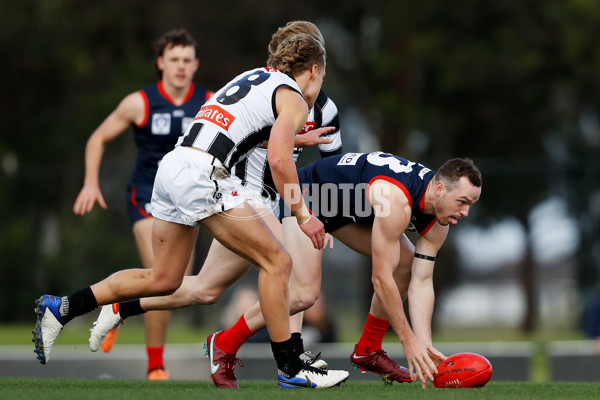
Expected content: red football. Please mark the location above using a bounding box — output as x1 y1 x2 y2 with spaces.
433 352 492 388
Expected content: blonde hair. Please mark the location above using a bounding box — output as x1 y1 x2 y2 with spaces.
267 33 325 75
268 21 325 57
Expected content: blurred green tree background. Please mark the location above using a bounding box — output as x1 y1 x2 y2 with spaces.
1 0 599 336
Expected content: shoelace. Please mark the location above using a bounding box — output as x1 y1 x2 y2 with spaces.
304 351 323 366
303 364 326 375
355 349 409 381
373 350 405 374
370 350 392 366
220 355 245 374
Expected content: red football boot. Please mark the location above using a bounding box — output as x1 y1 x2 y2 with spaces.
204 331 244 389
350 345 411 385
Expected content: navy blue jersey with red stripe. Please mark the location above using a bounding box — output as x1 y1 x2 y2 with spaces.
294 152 437 234
130 81 211 186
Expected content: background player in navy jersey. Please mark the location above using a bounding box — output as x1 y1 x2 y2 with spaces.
72 29 212 380
35 33 350 389
86 21 344 389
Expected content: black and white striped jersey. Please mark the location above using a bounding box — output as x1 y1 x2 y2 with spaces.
176 67 302 171
232 89 343 200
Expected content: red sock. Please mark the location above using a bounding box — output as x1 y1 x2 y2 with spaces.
216 315 256 354
147 346 164 372
356 313 389 353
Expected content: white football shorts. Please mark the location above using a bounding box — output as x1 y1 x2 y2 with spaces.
151 146 250 226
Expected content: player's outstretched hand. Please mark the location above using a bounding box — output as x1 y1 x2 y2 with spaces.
299 216 325 250
73 185 107 215
428 346 447 367
403 336 441 389
295 126 335 147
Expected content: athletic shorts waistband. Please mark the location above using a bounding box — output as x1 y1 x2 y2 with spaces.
177 146 223 167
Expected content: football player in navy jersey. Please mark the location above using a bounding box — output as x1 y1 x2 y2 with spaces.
35 32 350 389
237 153 482 388
301 153 480 388
71 29 212 380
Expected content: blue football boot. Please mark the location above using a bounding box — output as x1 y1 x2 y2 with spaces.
33 295 64 364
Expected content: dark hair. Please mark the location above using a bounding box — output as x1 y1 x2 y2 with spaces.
267 33 326 75
434 158 482 190
153 29 198 78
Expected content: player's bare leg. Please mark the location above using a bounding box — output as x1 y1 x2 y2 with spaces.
332 225 413 384
285 218 324 322
199 203 292 342
202 209 349 388
283 217 328 368
139 204 278 311
217 217 328 371
90 220 198 304
139 239 252 311
34 219 197 365
225 217 322 330
92 237 242 366
199 207 283 388
201 203 353 388
97 206 285 388
240 217 324 333
130 218 195 379
329 226 414 314
87 219 197 356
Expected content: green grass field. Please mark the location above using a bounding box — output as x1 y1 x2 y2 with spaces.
0 322 591 383
2 379 600 400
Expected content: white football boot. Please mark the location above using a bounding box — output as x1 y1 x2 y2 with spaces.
278 366 349 388
89 304 123 352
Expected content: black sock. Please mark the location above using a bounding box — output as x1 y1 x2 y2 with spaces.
291 332 305 354
60 287 98 324
271 338 302 377
119 299 145 319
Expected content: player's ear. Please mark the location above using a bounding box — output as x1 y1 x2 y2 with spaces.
156 56 165 72
435 180 447 198
311 64 318 79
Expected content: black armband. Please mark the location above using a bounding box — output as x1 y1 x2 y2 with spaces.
414 253 436 262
